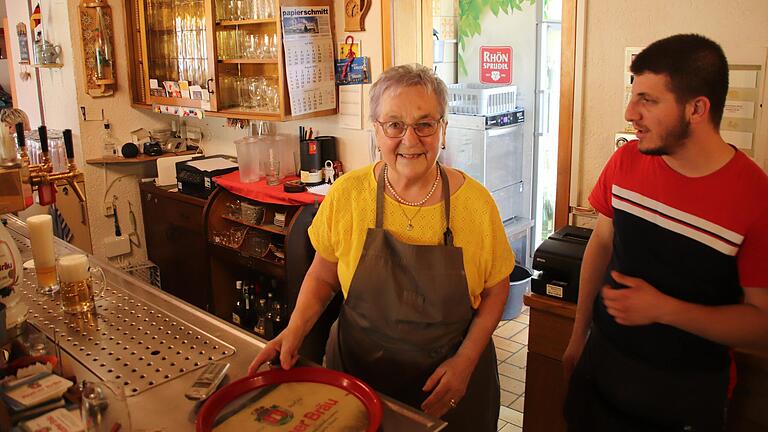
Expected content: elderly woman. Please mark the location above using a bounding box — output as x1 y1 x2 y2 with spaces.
250 64 514 430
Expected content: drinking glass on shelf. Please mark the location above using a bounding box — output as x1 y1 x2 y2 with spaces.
250 0 262 19
215 0 226 21
265 0 275 18
270 32 279 58
260 33 270 59
237 0 250 19
248 76 263 109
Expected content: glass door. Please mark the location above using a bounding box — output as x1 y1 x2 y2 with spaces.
213 0 283 118
532 0 562 249
142 0 218 109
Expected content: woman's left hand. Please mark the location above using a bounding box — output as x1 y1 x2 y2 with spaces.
420 352 475 417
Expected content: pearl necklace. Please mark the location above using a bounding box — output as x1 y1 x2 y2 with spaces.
383 163 441 207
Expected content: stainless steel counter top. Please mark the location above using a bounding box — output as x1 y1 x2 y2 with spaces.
5 215 445 431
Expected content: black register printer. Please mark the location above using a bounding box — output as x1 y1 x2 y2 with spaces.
531 225 593 303
176 155 239 198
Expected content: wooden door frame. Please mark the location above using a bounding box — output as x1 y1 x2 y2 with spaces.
380 0 433 70
554 0 577 229
381 0 579 230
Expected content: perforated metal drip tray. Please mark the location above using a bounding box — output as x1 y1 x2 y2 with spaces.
18 281 236 397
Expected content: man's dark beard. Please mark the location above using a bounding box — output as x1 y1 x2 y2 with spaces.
639 111 691 156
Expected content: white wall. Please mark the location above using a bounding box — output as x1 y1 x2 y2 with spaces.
576 0 768 208
5 0 42 126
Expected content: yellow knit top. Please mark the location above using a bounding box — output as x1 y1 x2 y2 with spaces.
308 163 515 309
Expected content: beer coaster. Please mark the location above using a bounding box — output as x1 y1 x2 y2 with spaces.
23 259 35 270
196 367 382 432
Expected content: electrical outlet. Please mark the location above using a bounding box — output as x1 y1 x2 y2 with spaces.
103 202 114 216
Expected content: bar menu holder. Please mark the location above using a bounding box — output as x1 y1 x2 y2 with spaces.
78 0 116 97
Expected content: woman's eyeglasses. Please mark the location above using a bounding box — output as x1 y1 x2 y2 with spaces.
375 118 444 138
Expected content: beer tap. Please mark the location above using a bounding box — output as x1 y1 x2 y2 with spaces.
0 124 85 213
27 126 85 206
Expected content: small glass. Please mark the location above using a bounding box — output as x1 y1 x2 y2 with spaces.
81 381 132 432
266 158 280 186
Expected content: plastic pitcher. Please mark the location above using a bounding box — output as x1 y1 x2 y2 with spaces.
235 135 264 183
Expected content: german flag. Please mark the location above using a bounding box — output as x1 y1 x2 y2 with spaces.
30 3 42 41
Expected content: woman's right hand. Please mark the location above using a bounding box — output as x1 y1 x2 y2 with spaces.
247 325 305 375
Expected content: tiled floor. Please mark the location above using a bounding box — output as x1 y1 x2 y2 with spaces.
494 305 529 432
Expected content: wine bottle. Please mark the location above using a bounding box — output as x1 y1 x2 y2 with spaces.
232 281 244 326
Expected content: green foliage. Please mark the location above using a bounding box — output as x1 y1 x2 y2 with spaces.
457 0 540 76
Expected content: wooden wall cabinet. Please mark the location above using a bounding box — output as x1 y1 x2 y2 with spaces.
124 0 337 121
139 182 212 311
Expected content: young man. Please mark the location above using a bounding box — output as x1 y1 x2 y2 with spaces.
563 34 768 431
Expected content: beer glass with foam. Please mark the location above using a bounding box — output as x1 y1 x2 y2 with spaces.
57 254 106 314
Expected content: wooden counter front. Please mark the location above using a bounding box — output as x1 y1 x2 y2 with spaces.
522 294 574 432
521 293 768 431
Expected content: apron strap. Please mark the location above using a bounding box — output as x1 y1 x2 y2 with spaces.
375 162 453 246
439 163 453 246
375 163 386 229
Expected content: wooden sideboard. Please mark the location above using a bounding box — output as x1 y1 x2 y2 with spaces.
522 293 768 431
139 182 211 311
522 294 575 432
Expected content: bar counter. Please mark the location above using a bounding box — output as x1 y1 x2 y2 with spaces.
4 215 446 431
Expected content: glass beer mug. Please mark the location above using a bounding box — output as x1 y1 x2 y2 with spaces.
57 254 106 314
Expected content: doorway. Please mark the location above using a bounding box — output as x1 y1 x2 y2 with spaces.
533 0 562 248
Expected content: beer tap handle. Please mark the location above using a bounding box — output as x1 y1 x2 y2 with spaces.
63 129 74 160
38 126 48 154
15 123 25 150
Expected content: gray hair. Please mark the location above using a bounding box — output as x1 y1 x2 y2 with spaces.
0 108 30 131
369 64 448 122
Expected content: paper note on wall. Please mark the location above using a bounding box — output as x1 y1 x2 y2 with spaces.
724 100 755 119
721 130 753 150
338 85 363 129
722 64 762 154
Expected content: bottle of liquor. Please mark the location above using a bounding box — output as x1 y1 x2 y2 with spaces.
248 282 261 329
241 281 252 329
254 298 267 337
264 290 276 339
232 281 244 326
102 122 118 157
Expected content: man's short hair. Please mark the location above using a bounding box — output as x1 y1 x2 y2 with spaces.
630 34 728 128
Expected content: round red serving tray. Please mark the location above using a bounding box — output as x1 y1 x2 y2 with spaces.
196 367 383 432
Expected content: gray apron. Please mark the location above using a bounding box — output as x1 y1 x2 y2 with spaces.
325 163 500 432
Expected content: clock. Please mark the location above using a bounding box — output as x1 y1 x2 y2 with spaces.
344 0 370 32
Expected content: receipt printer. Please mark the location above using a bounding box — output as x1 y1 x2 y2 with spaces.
176 155 238 198
531 225 592 303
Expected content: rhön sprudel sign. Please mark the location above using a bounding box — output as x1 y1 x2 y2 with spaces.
480 46 512 84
